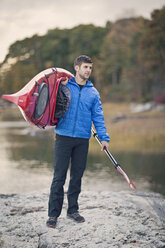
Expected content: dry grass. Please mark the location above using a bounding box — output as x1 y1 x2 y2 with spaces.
90 103 165 154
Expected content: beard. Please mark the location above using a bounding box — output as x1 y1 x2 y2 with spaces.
79 72 90 80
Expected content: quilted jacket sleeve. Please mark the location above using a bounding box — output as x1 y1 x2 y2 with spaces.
91 93 110 142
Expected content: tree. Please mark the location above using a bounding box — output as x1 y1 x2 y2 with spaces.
139 6 165 100
94 18 145 101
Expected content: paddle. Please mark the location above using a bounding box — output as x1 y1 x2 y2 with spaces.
92 128 136 190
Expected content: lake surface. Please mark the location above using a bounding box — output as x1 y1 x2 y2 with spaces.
0 111 165 196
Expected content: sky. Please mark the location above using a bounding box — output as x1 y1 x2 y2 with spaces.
0 0 165 63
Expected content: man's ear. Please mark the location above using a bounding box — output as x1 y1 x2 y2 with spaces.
74 65 79 72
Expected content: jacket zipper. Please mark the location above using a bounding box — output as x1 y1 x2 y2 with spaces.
72 88 81 136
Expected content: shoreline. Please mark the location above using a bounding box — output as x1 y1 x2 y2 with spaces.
1 102 165 154
0 189 164 248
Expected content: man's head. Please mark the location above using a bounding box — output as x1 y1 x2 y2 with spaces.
74 55 93 67
74 55 93 81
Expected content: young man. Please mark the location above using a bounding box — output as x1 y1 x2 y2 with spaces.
46 55 110 228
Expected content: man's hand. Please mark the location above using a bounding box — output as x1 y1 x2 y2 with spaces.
61 77 68 85
101 141 109 151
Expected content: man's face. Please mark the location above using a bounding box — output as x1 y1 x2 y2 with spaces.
75 63 93 80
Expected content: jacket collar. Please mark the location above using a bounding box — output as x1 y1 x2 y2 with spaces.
69 77 93 87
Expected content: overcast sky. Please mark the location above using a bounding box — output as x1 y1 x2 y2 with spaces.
0 0 165 63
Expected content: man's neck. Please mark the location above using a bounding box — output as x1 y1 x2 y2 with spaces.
75 75 86 85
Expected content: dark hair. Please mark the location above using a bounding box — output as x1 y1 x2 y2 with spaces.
74 55 93 67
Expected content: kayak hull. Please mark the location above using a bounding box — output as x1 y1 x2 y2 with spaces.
2 67 73 128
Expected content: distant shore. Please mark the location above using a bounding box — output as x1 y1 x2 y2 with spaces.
1 101 165 154
0 189 164 248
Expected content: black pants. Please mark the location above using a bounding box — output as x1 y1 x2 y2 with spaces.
48 134 89 217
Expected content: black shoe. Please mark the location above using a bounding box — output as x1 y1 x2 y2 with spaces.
67 212 85 223
46 217 58 228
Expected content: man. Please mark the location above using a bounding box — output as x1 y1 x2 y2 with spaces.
46 55 110 228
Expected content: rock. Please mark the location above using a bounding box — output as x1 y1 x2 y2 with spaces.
130 102 156 113
0 190 164 248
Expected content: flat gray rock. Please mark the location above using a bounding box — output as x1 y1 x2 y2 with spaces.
0 190 164 248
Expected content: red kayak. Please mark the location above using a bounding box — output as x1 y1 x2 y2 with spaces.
2 68 73 128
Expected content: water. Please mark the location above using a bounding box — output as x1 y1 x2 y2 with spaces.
0 110 165 196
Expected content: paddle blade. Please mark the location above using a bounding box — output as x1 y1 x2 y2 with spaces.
117 166 136 190
129 180 136 190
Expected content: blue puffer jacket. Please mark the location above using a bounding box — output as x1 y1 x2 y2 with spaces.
55 77 110 142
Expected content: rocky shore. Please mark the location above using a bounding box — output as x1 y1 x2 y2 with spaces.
0 190 165 248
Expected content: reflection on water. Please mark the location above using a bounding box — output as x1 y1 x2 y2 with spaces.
86 150 165 195
0 119 165 195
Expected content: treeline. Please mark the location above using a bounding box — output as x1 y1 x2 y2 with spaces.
0 6 165 102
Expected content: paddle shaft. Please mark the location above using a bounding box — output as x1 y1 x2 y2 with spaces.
91 128 119 168
91 128 136 190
